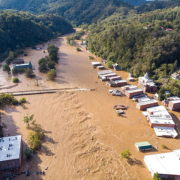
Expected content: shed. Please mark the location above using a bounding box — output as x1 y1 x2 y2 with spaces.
101 59 107 64
135 142 152 151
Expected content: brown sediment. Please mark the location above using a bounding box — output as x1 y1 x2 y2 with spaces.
0 29 180 180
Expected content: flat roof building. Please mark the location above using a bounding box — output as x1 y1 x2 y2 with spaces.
136 99 158 110
144 149 180 178
0 135 22 170
153 126 178 138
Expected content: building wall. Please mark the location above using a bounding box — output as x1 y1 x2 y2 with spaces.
136 102 158 110
149 122 175 128
168 102 180 111
0 158 21 170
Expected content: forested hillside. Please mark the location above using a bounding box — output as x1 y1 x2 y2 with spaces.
0 12 74 60
87 7 180 79
0 0 134 25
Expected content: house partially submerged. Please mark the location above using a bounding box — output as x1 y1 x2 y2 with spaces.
13 62 32 69
136 99 158 110
109 76 121 81
98 70 113 76
99 73 117 81
91 62 102 67
13 59 24 64
144 149 180 179
97 66 105 70
107 80 127 87
0 135 22 170
138 73 157 92
135 142 152 151
162 96 180 111
153 126 178 138
101 59 107 64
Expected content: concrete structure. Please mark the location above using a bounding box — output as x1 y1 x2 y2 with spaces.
144 149 180 179
13 62 32 69
13 59 24 64
135 142 152 151
153 126 178 138
0 135 22 170
138 73 157 92
136 99 158 110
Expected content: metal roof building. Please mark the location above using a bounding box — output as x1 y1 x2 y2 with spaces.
135 142 152 151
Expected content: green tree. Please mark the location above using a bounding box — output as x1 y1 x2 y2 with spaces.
38 58 46 65
39 63 48 72
107 61 114 69
23 114 34 128
24 148 34 159
46 69 56 80
121 149 132 160
28 131 41 150
3 64 10 73
153 173 162 180
48 61 56 69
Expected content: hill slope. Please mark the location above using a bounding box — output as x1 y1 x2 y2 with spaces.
0 0 134 25
87 7 180 78
0 12 74 60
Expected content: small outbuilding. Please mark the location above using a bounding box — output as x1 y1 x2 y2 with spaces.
135 142 152 151
113 64 121 71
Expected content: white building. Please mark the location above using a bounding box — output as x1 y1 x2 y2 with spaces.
144 149 180 179
0 135 22 170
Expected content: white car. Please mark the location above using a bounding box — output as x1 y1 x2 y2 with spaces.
109 89 121 96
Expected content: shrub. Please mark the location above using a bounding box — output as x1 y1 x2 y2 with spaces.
121 149 132 160
25 68 35 78
3 64 10 72
48 61 56 69
11 98 19 105
46 69 56 80
12 77 19 83
153 172 162 180
24 148 34 159
32 46 36 49
12 68 19 74
19 97 26 104
0 93 18 106
161 144 167 149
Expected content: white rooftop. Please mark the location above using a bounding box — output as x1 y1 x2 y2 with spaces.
146 105 167 113
0 135 21 162
98 70 113 75
137 99 157 106
148 114 172 120
144 149 180 177
114 80 127 83
170 100 180 104
153 126 178 138
91 62 101 65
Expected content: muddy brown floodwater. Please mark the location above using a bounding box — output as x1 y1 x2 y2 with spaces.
0 29 180 180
